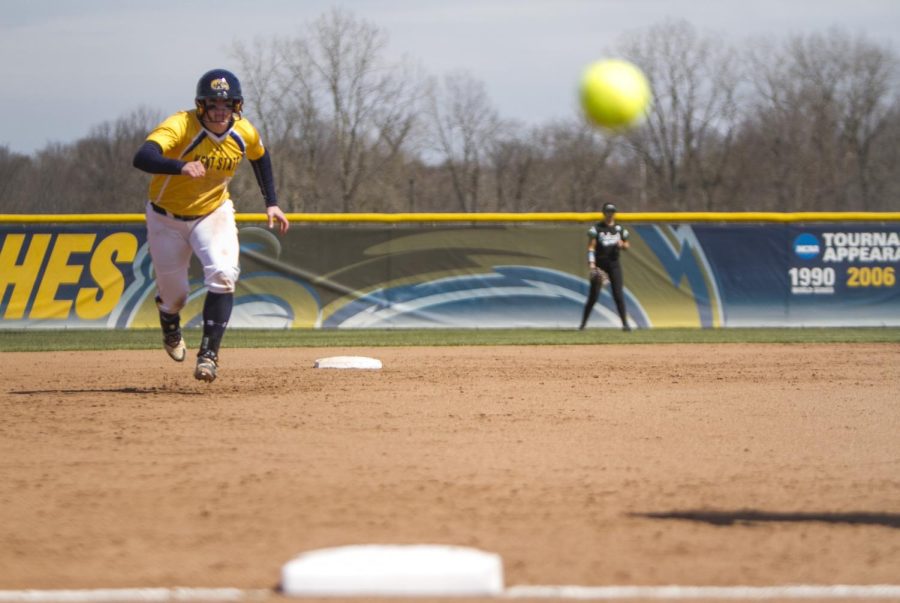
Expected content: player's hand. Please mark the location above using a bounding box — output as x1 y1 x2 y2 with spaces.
267 205 290 235
181 161 206 178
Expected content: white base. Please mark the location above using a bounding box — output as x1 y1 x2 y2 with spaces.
280 544 504 597
313 356 382 369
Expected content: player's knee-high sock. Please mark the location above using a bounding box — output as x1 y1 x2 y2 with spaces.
199 292 233 358
580 279 600 329
156 295 181 336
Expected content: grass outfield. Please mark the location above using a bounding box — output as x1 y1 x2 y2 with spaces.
1 327 899 352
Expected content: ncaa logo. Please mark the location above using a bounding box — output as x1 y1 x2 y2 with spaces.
793 233 820 260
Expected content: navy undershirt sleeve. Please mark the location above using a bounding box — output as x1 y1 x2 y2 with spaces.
132 141 185 175
250 151 278 208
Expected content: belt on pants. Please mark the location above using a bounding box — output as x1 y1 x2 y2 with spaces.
150 202 202 221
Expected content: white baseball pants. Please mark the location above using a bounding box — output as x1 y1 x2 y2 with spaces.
145 199 240 314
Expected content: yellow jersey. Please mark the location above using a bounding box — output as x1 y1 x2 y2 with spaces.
145 110 266 216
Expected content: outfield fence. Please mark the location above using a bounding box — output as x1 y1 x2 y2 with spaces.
1 212 898 329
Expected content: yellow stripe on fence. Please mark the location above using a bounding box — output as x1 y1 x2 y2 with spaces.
2 212 900 224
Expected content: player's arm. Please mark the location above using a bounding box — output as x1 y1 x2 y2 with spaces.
250 151 290 234
586 238 605 281
587 239 597 268
132 141 205 178
619 228 631 250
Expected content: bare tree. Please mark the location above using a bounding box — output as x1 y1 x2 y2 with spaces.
0 147 31 212
746 29 899 210
840 36 899 210
488 123 537 212
7 10 900 215
231 37 317 211
872 106 900 208
617 20 744 210
73 108 163 212
234 9 423 213
426 71 504 212
528 120 619 212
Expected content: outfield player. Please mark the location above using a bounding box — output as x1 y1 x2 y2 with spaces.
133 68 289 383
579 202 631 331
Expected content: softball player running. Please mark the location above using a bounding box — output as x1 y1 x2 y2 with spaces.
579 202 631 331
133 68 289 383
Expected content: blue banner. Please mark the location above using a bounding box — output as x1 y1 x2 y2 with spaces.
692 224 900 326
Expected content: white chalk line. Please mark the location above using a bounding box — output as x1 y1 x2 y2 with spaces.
3 585 900 601
504 584 900 599
0 589 267 602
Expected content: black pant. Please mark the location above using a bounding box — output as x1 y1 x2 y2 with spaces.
580 261 627 329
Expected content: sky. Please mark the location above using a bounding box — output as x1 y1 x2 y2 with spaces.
1 0 899 156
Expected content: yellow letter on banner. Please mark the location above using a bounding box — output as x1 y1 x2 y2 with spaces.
0 234 51 320
31 234 96 320
76 233 139 320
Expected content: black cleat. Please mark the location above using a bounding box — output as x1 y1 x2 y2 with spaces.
194 351 218 383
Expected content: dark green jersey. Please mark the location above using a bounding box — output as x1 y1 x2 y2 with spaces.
588 222 630 262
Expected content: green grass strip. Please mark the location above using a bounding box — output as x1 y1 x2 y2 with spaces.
1 327 898 352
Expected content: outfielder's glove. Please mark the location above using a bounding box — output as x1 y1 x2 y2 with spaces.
590 266 609 285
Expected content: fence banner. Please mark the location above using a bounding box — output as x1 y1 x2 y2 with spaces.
1 221 898 329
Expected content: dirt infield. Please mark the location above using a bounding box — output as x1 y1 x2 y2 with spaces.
1 343 899 595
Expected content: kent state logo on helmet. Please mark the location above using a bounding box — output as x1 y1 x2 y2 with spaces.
195 68 243 115
210 78 230 93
